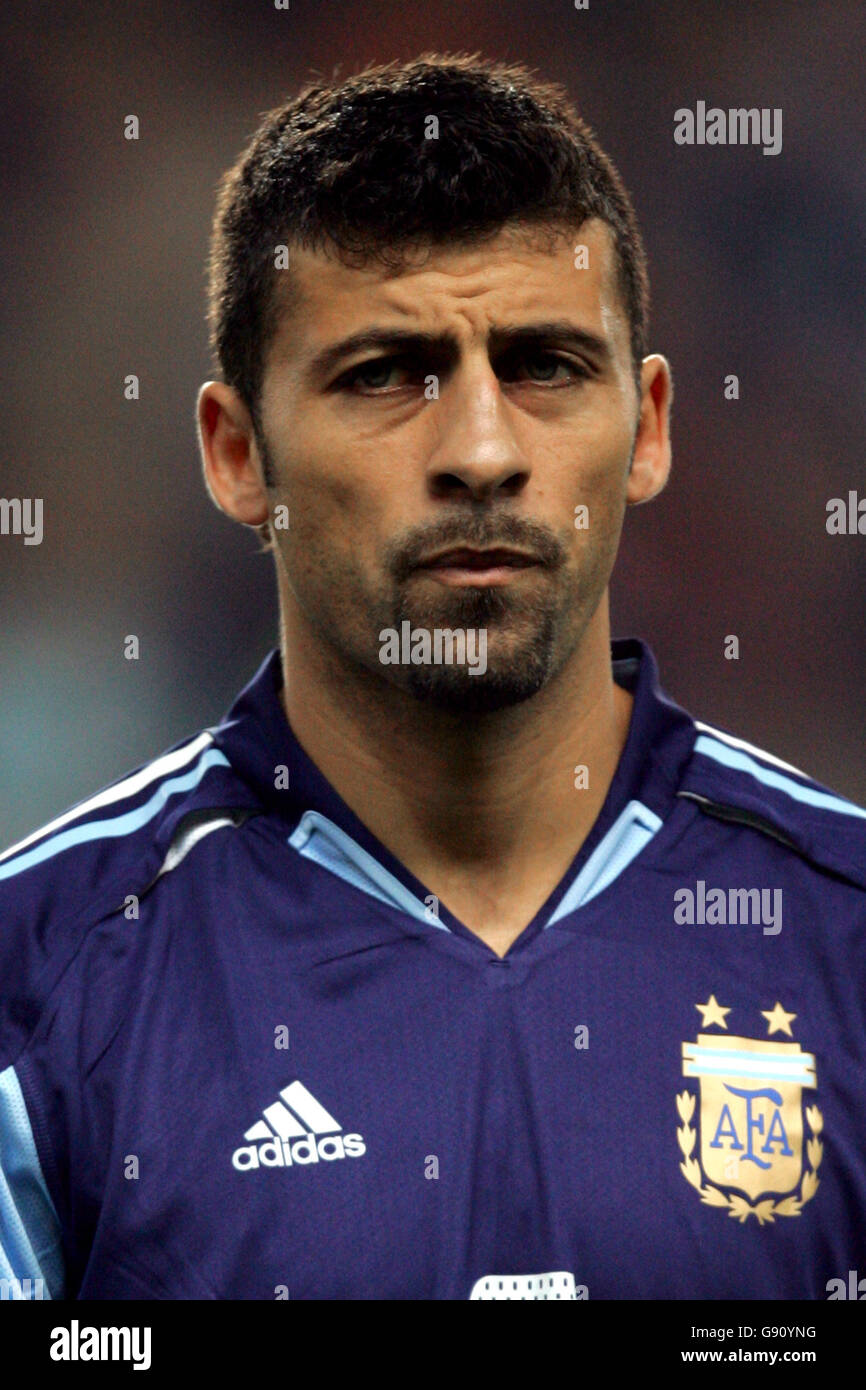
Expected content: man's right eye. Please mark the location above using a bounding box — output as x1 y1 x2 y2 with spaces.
342 357 409 392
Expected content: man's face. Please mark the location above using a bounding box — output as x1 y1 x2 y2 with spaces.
256 221 650 713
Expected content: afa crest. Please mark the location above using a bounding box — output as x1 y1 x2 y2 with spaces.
677 996 823 1224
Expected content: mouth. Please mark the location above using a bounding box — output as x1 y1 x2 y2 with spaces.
414 547 542 587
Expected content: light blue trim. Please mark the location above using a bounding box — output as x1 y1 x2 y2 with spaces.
694 736 866 822
0 1066 63 1300
686 1046 812 1068
290 802 664 935
0 749 231 882
683 1060 815 1085
288 811 449 931
545 799 663 926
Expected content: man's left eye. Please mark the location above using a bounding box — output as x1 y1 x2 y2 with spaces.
510 353 585 384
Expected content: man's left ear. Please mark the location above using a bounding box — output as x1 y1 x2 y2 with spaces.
627 354 672 504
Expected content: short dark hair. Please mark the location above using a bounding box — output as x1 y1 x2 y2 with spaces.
206 52 650 465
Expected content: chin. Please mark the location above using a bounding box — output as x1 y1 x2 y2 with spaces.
403 659 553 714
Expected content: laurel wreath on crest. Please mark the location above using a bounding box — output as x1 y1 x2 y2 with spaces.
676 1090 823 1224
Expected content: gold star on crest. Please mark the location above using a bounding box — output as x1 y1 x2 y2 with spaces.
695 994 731 1030
761 1001 796 1037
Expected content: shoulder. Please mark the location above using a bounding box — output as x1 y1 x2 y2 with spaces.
678 716 866 893
0 726 261 1066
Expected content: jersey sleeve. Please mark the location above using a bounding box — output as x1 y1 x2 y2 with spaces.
0 1064 64 1299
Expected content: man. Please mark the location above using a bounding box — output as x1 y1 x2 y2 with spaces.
1 54 864 1301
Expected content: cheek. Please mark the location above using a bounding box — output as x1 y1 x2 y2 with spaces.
276 455 365 558
273 454 389 599
549 421 632 526
286 455 350 514
575 408 634 475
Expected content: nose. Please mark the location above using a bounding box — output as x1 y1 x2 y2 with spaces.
425 359 530 501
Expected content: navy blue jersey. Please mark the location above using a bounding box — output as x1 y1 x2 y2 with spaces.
1 639 865 1300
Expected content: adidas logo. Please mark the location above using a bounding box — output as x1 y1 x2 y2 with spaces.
232 1080 365 1171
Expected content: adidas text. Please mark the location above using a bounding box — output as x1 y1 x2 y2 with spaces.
232 1132 366 1170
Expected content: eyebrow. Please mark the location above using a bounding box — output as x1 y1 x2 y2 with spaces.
305 320 613 381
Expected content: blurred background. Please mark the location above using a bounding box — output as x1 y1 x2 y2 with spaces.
1 0 864 848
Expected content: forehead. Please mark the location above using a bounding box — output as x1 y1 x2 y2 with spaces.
267 220 629 365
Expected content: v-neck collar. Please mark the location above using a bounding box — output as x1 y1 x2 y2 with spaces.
212 638 698 956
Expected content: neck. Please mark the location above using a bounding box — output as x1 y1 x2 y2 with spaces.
278 590 633 951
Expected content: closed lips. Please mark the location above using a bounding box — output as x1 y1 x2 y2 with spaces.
420 549 538 569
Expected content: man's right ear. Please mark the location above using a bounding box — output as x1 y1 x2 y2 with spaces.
196 381 270 526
